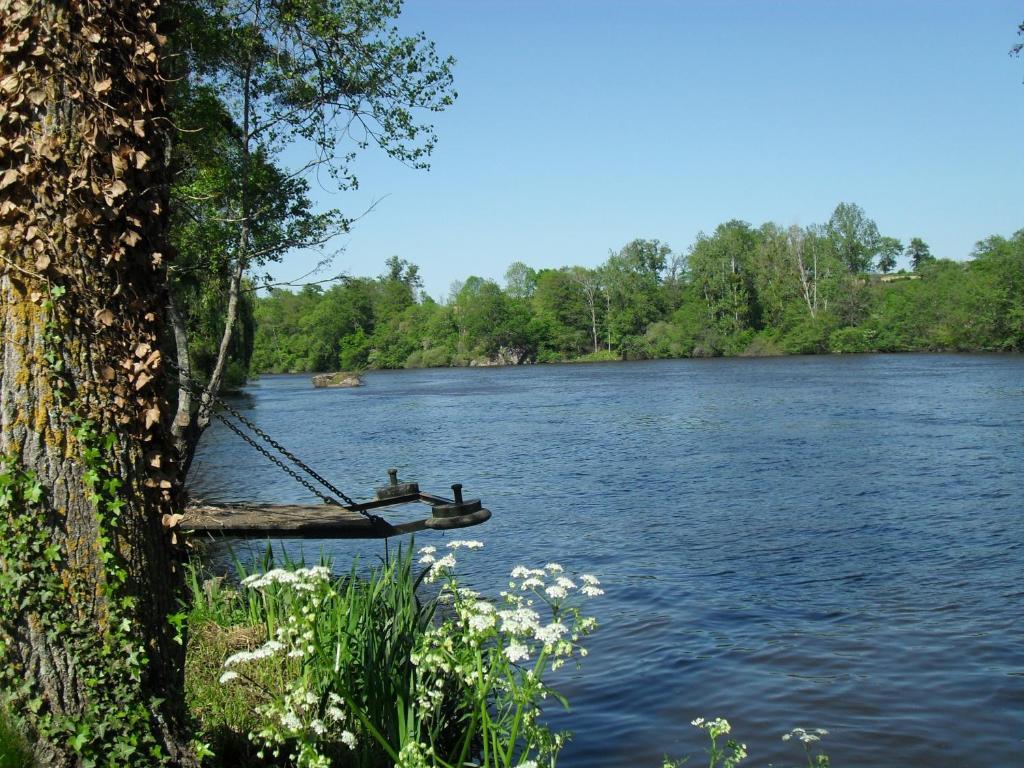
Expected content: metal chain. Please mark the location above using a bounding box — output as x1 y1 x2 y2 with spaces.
169 361 362 511
210 412 346 506
203 389 358 508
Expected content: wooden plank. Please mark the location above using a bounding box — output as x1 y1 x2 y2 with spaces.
182 501 490 540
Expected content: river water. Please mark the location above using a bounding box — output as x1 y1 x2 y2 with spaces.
191 354 1024 767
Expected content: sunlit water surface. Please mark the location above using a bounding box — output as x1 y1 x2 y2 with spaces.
192 354 1024 767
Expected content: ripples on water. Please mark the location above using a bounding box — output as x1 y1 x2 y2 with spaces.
192 354 1024 767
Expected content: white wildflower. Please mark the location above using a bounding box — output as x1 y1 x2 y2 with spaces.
510 565 531 578
504 642 530 663
498 607 541 634
434 553 457 570
581 574 600 586
544 585 567 600
692 716 731 738
218 670 239 684
468 613 496 632
520 577 544 590
544 562 563 573
424 553 457 582
581 585 605 597
341 730 357 749
418 546 437 555
534 621 568 645
446 539 484 550
555 576 576 589
783 727 829 745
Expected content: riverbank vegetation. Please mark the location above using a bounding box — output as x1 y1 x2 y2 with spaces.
249 211 1024 374
183 543 601 767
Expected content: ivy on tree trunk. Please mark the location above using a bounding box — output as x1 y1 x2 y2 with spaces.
0 1 195 764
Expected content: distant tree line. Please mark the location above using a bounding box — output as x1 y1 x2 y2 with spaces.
249 203 1024 373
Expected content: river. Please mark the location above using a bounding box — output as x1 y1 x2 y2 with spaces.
192 354 1024 767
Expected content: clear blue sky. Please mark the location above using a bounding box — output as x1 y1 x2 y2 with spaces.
275 0 1024 301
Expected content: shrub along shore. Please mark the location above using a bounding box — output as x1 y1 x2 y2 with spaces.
2 544 833 767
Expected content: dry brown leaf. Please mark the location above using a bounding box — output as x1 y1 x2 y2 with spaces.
145 407 160 429
94 78 112 94
95 308 114 326
134 151 150 169
134 371 153 390
0 169 18 189
27 89 45 105
106 179 128 198
101 365 116 381
34 254 50 271
134 342 151 358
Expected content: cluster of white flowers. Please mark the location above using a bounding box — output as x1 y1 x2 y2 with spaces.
240 565 331 591
691 716 748 767
783 726 829 744
222 564 360 768
692 716 731 736
223 639 284 669
251 683 356 768
509 564 604 603
446 539 484 550
406 540 604 765
221 546 604 768
417 545 460 583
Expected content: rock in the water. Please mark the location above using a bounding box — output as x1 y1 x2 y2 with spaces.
312 371 363 388
468 345 534 367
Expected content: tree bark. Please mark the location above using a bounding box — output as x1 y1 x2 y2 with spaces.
0 2 195 764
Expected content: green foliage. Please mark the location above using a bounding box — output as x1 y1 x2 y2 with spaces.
827 202 881 273
164 0 457 394
876 236 902 274
0 707 33 768
186 544 603 768
250 218 1024 372
0 441 167 767
906 237 933 271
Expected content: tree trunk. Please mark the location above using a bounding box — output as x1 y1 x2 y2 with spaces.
0 2 195 765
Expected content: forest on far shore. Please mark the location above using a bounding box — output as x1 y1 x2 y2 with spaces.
245 203 1024 375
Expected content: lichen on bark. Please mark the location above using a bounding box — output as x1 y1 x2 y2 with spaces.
1 1 196 765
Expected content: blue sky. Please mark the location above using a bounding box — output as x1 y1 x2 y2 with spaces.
275 0 1024 301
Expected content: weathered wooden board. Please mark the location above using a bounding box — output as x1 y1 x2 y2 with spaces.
182 501 491 540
